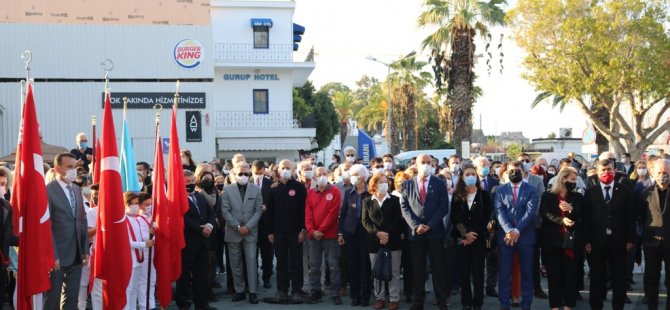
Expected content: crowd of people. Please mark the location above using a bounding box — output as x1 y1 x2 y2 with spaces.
0 133 669 310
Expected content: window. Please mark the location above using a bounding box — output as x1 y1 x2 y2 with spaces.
253 26 269 49
253 89 269 114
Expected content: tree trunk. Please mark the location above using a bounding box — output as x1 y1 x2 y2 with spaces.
592 104 609 154
405 84 417 151
340 121 348 149
448 28 475 157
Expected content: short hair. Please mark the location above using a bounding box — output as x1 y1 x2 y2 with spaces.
370 157 383 166
598 158 614 168
491 160 502 166
509 160 524 169
54 152 76 167
233 162 250 174
349 164 369 180
138 192 152 205
0 167 8 178
76 132 87 142
472 156 489 168
394 171 410 192
278 159 293 170
251 160 265 170
90 183 100 191
136 162 150 170
559 158 572 166
183 170 195 178
599 151 616 160
297 161 312 171
123 192 139 206
344 146 357 154
382 153 394 160
367 171 387 195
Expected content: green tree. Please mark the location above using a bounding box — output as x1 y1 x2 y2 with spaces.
320 82 351 95
509 0 670 160
506 143 523 159
418 0 507 157
292 88 312 122
331 90 361 146
312 91 340 150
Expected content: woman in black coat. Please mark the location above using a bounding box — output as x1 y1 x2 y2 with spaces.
539 167 583 310
361 172 403 310
451 164 491 310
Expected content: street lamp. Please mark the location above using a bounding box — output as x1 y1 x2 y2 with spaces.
366 51 416 154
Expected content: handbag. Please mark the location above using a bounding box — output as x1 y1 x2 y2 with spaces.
562 230 575 249
372 247 393 282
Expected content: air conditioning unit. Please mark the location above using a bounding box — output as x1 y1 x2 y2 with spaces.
559 128 572 138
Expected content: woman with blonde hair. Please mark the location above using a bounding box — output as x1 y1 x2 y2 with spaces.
630 159 653 188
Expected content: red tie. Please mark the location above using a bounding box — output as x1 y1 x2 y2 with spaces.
419 178 427 204
513 185 518 205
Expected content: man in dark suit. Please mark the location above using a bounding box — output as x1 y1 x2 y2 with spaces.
640 159 670 309
44 153 89 310
69 133 93 173
585 152 633 189
473 156 500 297
0 168 17 307
584 159 635 310
176 170 217 310
252 160 275 288
494 161 539 310
620 153 635 176
474 156 499 192
400 154 450 310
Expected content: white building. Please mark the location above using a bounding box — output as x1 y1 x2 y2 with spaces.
0 0 315 164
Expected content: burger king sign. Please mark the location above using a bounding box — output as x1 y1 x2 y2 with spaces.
174 39 204 69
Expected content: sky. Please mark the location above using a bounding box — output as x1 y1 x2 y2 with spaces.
293 0 590 141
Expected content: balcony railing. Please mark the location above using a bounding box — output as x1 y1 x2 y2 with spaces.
214 43 293 62
215 111 300 129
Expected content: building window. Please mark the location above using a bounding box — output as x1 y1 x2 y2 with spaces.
253 89 269 114
253 26 269 49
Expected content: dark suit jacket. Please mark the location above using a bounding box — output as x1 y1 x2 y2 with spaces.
451 189 492 241
0 199 18 260
640 185 670 247
361 195 403 252
46 180 89 267
539 191 583 250
493 182 540 245
257 177 273 236
585 172 634 189
583 182 635 248
481 176 499 192
184 192 217 250
400 176 449 241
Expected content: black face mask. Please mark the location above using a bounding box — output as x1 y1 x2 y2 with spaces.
216 184 224 192
200 179 214 193
509 171 523 183
3 189 9 201
564 182 577 192
186 184 196 193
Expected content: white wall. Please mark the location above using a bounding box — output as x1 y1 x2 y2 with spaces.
211 5 294 46
213 68 293 112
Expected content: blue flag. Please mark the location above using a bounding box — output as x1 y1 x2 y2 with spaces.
357 129 377 167
120 112 141 193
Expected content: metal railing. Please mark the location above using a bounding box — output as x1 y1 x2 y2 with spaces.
213 43 294 62
215 110 300 129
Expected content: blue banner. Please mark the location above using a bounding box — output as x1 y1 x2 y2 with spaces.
357 129 376 167
120 115 142 193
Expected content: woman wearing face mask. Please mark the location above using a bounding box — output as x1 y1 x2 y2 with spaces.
391 171 414 303
539 167 583 310
338 164 371 306
451 165 492 310
361 173 403 310
546 165 558 178
630 160 652 188
194 171 224 292
181 150 197 172
124 192 155 310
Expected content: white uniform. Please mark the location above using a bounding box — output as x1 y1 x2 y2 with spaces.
78 206 96 310
125 216 150 310
136 214 156 309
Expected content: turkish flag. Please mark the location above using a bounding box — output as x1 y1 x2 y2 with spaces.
166 105 187 281
92 92 132 310
13 82 55 310
151 126 173 306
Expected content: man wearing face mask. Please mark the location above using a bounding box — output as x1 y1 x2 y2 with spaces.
266 160 307 304
335 162 353 200
639 159 670 310
400 154 450 310
221 163 264 304
176 170 217 310
585 152 634 190
474 156 499 192
297 161 315 293
448 155 462 184
383 154 396 174
44 153 90 310
305 166 343 305
583 159 635 310
123 192 155 310
70 133 93 172
344 146 358 164
251 160 275 289
493 161 540 310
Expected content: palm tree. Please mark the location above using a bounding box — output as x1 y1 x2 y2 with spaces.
389 56 432 151
418 0 506 156
331 90 361 146
356 83 389 134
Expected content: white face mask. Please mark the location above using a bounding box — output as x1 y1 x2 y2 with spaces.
419 164 432 177
316 176 328 186
372 168 384 175
446 179 453 188
377 183 389 195
342 171 350 180
350 175 360 186
450 164 460 173
82 187 91 196
494 167 501 175
280 169 292 180
431 166 436 175
303 170 314 179
0 186 5 198
143 204 153 216
236 175 249 185
127 204 140 216
383 162 393 171
541 164 547 171
346 155 356 163
637 168 648 176
64 168 77 183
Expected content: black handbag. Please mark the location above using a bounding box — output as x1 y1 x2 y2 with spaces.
562 230 575 249
372 247 393 282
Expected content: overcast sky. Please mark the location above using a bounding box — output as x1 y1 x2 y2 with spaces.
293 0 589 141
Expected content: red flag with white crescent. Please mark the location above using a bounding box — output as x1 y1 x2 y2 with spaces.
152 124 174 306
166 105 187 281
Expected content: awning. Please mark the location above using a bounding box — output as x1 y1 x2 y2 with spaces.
293 35 302 43
293 23 305 35
251 18 273 27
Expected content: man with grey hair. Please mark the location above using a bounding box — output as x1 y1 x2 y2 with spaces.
69 132 93 172
473 156 499 192
344 146 357 164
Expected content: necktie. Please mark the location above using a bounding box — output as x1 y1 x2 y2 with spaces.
604 186 611 203
66 184 77 217
419 179 427 205
512 185 518 206
483 178 488 190
256 178 261 187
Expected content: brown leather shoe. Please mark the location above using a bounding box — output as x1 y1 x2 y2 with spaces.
374 299 385 309
389 301 400 310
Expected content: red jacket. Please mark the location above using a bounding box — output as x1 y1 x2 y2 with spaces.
305 185 342 239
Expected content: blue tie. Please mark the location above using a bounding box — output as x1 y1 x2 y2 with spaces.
66 185 77 217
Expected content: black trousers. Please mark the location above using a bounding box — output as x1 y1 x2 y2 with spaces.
589 240 627 310
411 238 448 307
485 247 498 291
533 233 542 290
274 232 303 294
401 238 413 299
457 240 486 308
258 231 274 283
643 243 670 310
544 247 578 308
343 229 371 301
176 245 210 308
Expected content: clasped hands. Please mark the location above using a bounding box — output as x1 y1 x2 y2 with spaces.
415 224 431 235
504 230 520 246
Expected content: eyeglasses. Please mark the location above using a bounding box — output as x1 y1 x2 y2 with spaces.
345 154 355 157
237 173 250 177
373 165 384 169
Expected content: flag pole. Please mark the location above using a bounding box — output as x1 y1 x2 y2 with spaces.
146 104 161 310
92 115 96 175
174 80 180 110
